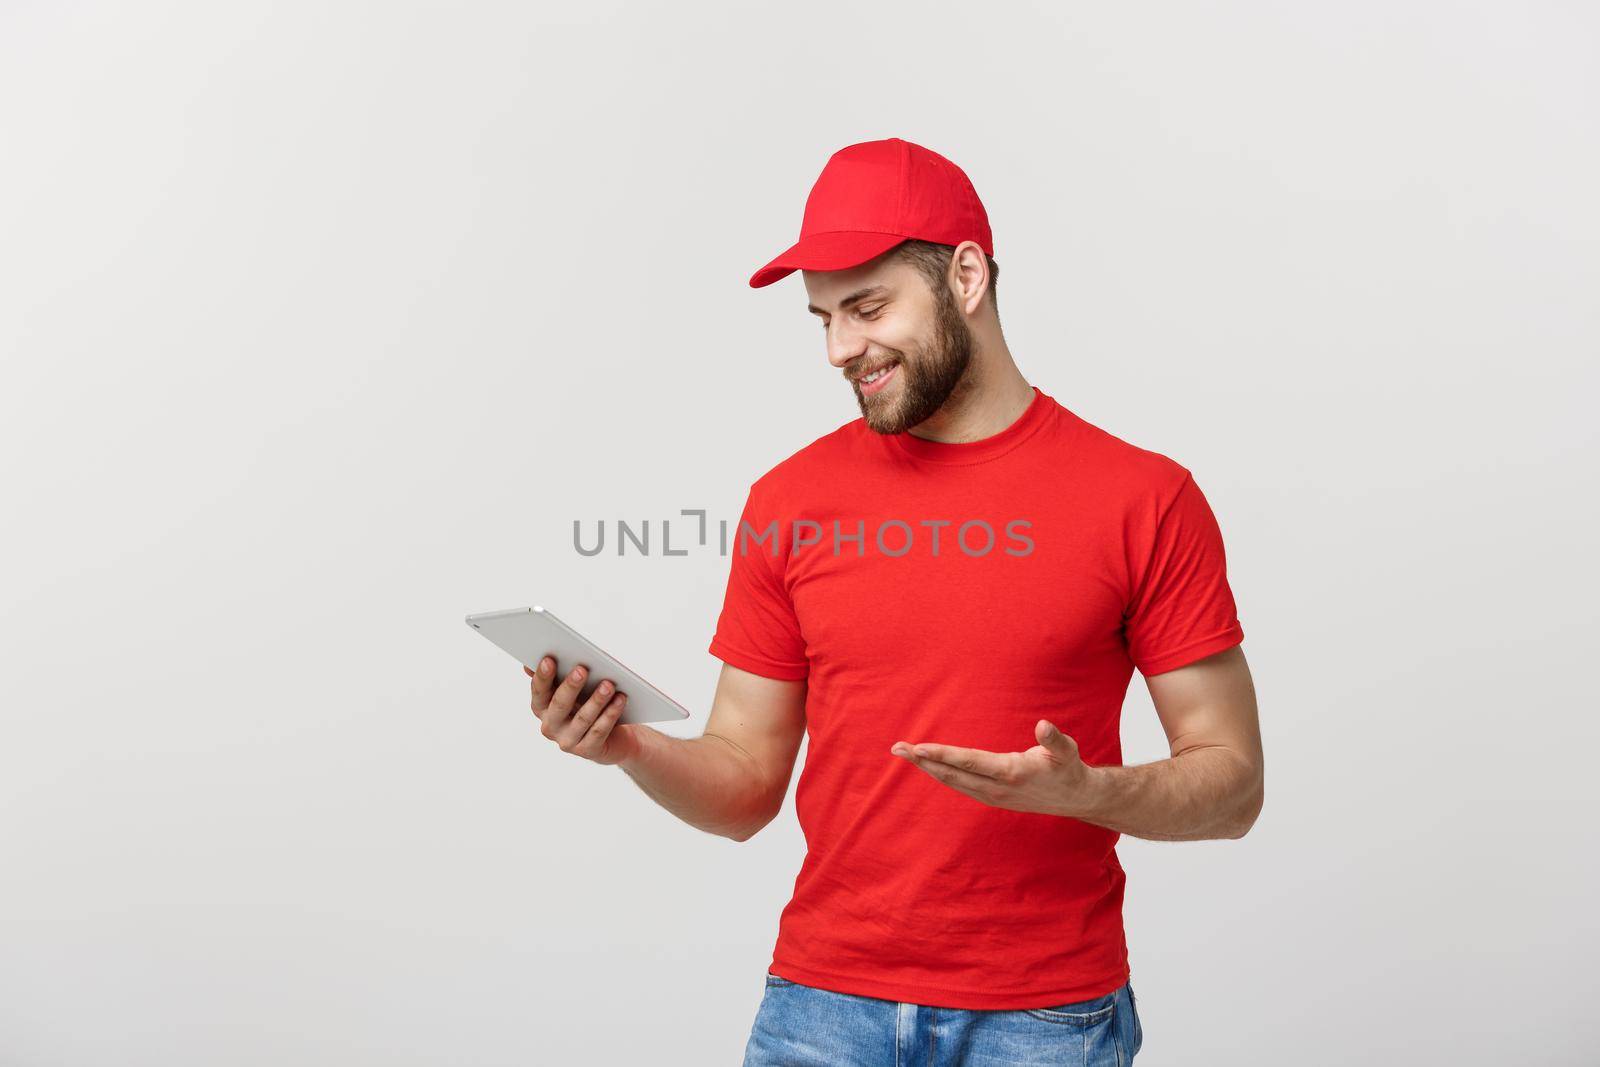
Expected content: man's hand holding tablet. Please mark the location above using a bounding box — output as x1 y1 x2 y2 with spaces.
466 604 692 766
465 605 793 841
524 656 639 766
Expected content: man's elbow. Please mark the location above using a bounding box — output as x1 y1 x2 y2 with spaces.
726 794 785 843
727 815 776 843
1228 767 1265 839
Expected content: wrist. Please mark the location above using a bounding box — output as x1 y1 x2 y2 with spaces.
1067 764 1110 821
615 724 651 772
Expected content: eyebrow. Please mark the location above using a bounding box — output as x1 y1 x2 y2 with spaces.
807 285 890 316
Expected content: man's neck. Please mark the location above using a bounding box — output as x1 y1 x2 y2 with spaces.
906 364 1035 444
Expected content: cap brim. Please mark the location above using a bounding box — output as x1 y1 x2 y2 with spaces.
748 231 908 288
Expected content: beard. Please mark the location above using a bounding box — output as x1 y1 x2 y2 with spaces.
853 281 977 435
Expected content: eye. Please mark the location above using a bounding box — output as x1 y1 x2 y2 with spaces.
819 306 883 328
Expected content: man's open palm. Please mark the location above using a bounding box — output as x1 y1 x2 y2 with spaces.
890 719 1097 819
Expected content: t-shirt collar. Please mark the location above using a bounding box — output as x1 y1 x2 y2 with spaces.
886 385 1053 465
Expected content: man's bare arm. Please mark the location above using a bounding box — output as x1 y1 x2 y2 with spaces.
1073 645 1264 841
617 663 806 842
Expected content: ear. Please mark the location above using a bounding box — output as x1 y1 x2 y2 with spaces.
950 241 991 316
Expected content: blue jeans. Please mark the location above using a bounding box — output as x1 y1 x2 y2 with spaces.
743 971 1143 1066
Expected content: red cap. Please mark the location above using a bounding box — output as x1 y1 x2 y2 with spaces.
749 137 993 289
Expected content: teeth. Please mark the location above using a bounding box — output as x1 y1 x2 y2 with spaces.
862 364 893 384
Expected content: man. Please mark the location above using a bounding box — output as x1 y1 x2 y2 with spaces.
526 137 1263 1066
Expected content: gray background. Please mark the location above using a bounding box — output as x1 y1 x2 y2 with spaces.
2 2 1595 1063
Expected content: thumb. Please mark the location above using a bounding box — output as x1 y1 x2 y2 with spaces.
1037 719 1072 749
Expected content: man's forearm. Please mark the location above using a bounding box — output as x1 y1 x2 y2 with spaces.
616 728 772 841
1071 746 1262 842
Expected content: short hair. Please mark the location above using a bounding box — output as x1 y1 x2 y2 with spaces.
886 238 1000 322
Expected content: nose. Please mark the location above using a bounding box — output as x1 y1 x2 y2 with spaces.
824 319 868 370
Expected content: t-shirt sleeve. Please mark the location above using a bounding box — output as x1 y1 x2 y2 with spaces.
1123 471 1245 676
707 483 810 681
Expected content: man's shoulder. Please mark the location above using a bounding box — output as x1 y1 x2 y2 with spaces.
747 415 864 497
1057 404 1195 497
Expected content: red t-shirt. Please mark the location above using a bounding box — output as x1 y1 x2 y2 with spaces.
707 384 1244 1009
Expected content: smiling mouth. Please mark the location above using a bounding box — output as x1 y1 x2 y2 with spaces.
855 360 901 397
853 359 899 384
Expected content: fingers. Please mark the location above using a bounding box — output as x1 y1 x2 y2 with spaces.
527 655 629 761
902 743 1015 781
532 660 590 725
552 677 626 751
568 689 630 761
526 656 556 710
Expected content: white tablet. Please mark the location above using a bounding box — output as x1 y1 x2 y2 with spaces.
465 605 692 725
